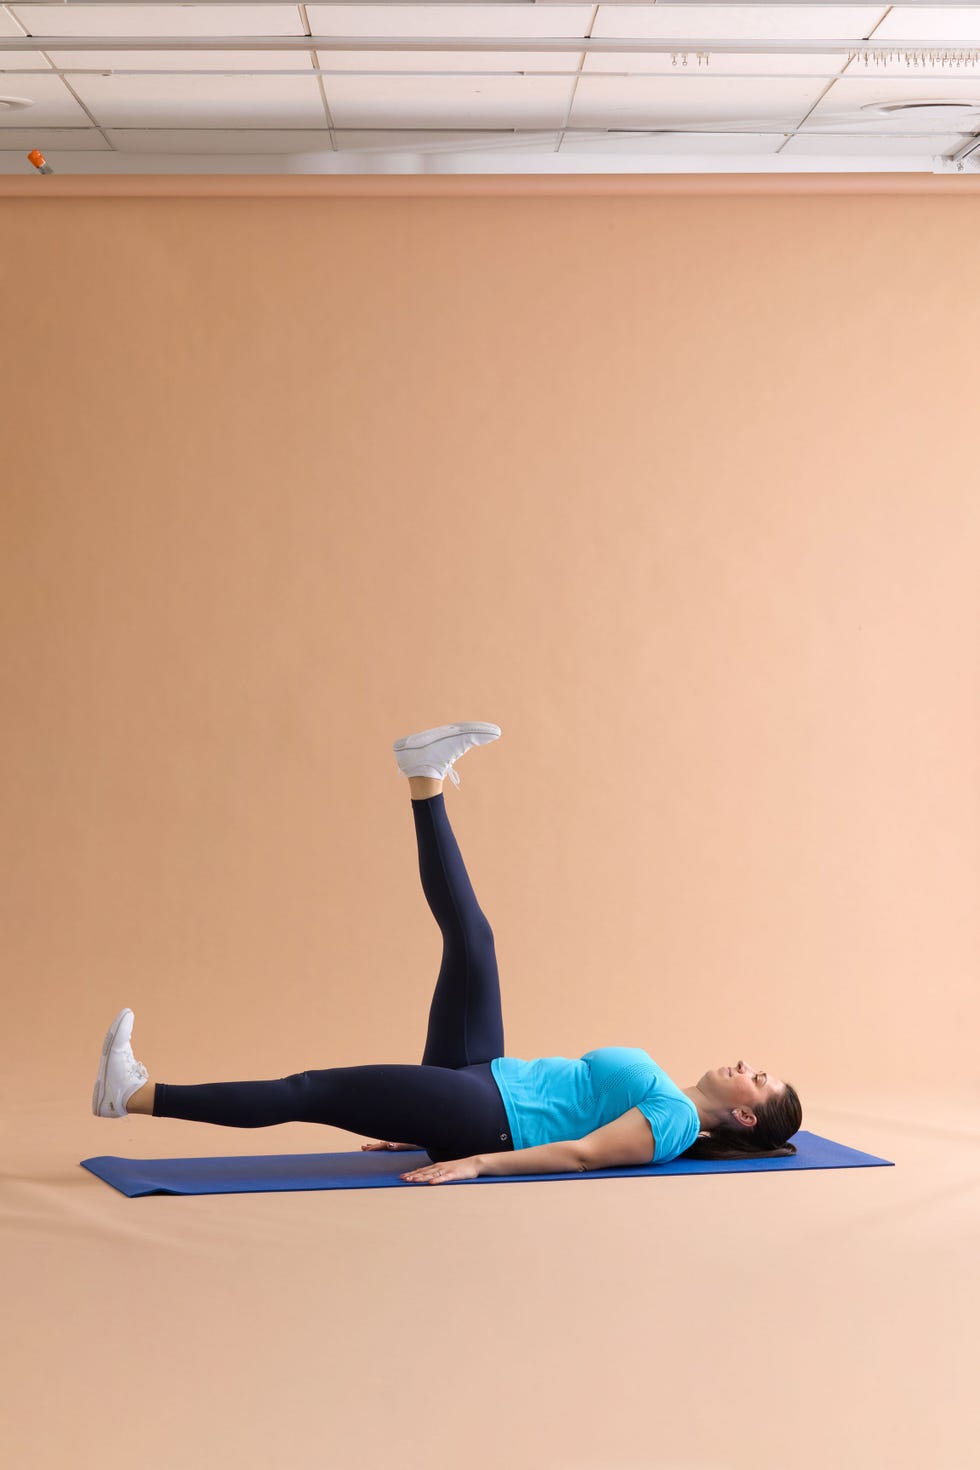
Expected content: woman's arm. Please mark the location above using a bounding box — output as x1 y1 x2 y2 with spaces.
477 1140 587 1176
401 1139 587 1184
477 1110 656 1178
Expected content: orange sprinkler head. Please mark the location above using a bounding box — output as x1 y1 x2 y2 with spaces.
28 149 54 174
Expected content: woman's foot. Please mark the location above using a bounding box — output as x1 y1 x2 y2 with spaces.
393 722 501 788
92 1008 150 1118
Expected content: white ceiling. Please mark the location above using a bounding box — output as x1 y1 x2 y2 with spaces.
2 2 980 174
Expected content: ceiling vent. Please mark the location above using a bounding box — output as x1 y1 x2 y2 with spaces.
860 99 980 122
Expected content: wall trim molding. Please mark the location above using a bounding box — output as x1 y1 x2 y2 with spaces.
2 173 980 199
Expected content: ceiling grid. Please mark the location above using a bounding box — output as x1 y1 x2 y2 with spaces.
1 2 979 174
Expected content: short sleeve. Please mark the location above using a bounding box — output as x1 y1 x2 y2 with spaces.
635 1089 700 1166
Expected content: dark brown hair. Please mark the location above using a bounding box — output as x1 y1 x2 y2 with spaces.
680 1081 803 1162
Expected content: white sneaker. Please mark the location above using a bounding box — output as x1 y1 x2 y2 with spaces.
92 1007 149 1119
393 722 501 787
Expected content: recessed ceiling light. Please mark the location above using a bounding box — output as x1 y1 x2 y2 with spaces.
0 95 34 110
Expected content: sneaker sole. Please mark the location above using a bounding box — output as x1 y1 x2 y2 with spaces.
393 722 501 753
92 1007 133 1117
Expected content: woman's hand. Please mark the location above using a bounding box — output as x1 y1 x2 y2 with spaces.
360 1140 422 1152
400 1156 482 1185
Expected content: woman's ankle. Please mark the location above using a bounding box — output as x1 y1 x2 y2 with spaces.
408 776 444 800
127 1080 156 1114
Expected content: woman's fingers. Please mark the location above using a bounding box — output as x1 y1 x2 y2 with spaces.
361 1140 422 1151
400 1157 478 1184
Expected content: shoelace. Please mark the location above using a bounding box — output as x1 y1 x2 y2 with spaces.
446 761 461 787
125 1055 148 1085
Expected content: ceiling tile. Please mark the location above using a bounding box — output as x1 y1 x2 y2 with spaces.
783 129 966 155
7 5 309 37
569 74 832 130
105 127 335 153
560 130 782 155
592 5 888 42
583 51 845 78
68 73 328 128
319 126 562 151
45 49 318 73
0 47 52 73
0 70 89 124
312 47 574 75
807 72 980 125
873 7 980 42
319 72 575 128
306 4 595 40
0 126 109 149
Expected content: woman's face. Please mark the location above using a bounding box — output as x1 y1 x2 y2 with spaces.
701 1059 784 1123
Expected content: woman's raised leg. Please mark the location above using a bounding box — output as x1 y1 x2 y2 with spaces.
409 778 505 1069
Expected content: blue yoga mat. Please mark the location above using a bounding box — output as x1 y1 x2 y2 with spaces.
80 1129 893 1197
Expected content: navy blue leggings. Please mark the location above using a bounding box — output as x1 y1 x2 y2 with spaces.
153 794 514 1162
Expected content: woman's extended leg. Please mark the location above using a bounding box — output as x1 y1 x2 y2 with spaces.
409 782 505 1069
147 1063 510 1161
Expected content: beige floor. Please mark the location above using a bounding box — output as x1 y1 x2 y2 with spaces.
3 1089 977 1470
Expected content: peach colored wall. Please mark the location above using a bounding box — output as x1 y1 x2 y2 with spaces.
4 179 979 1470
3 183 978 1132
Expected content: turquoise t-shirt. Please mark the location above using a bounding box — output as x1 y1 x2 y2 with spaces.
490 1047 700 1163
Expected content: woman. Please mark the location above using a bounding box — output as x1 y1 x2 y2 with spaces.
92 722 803 1183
